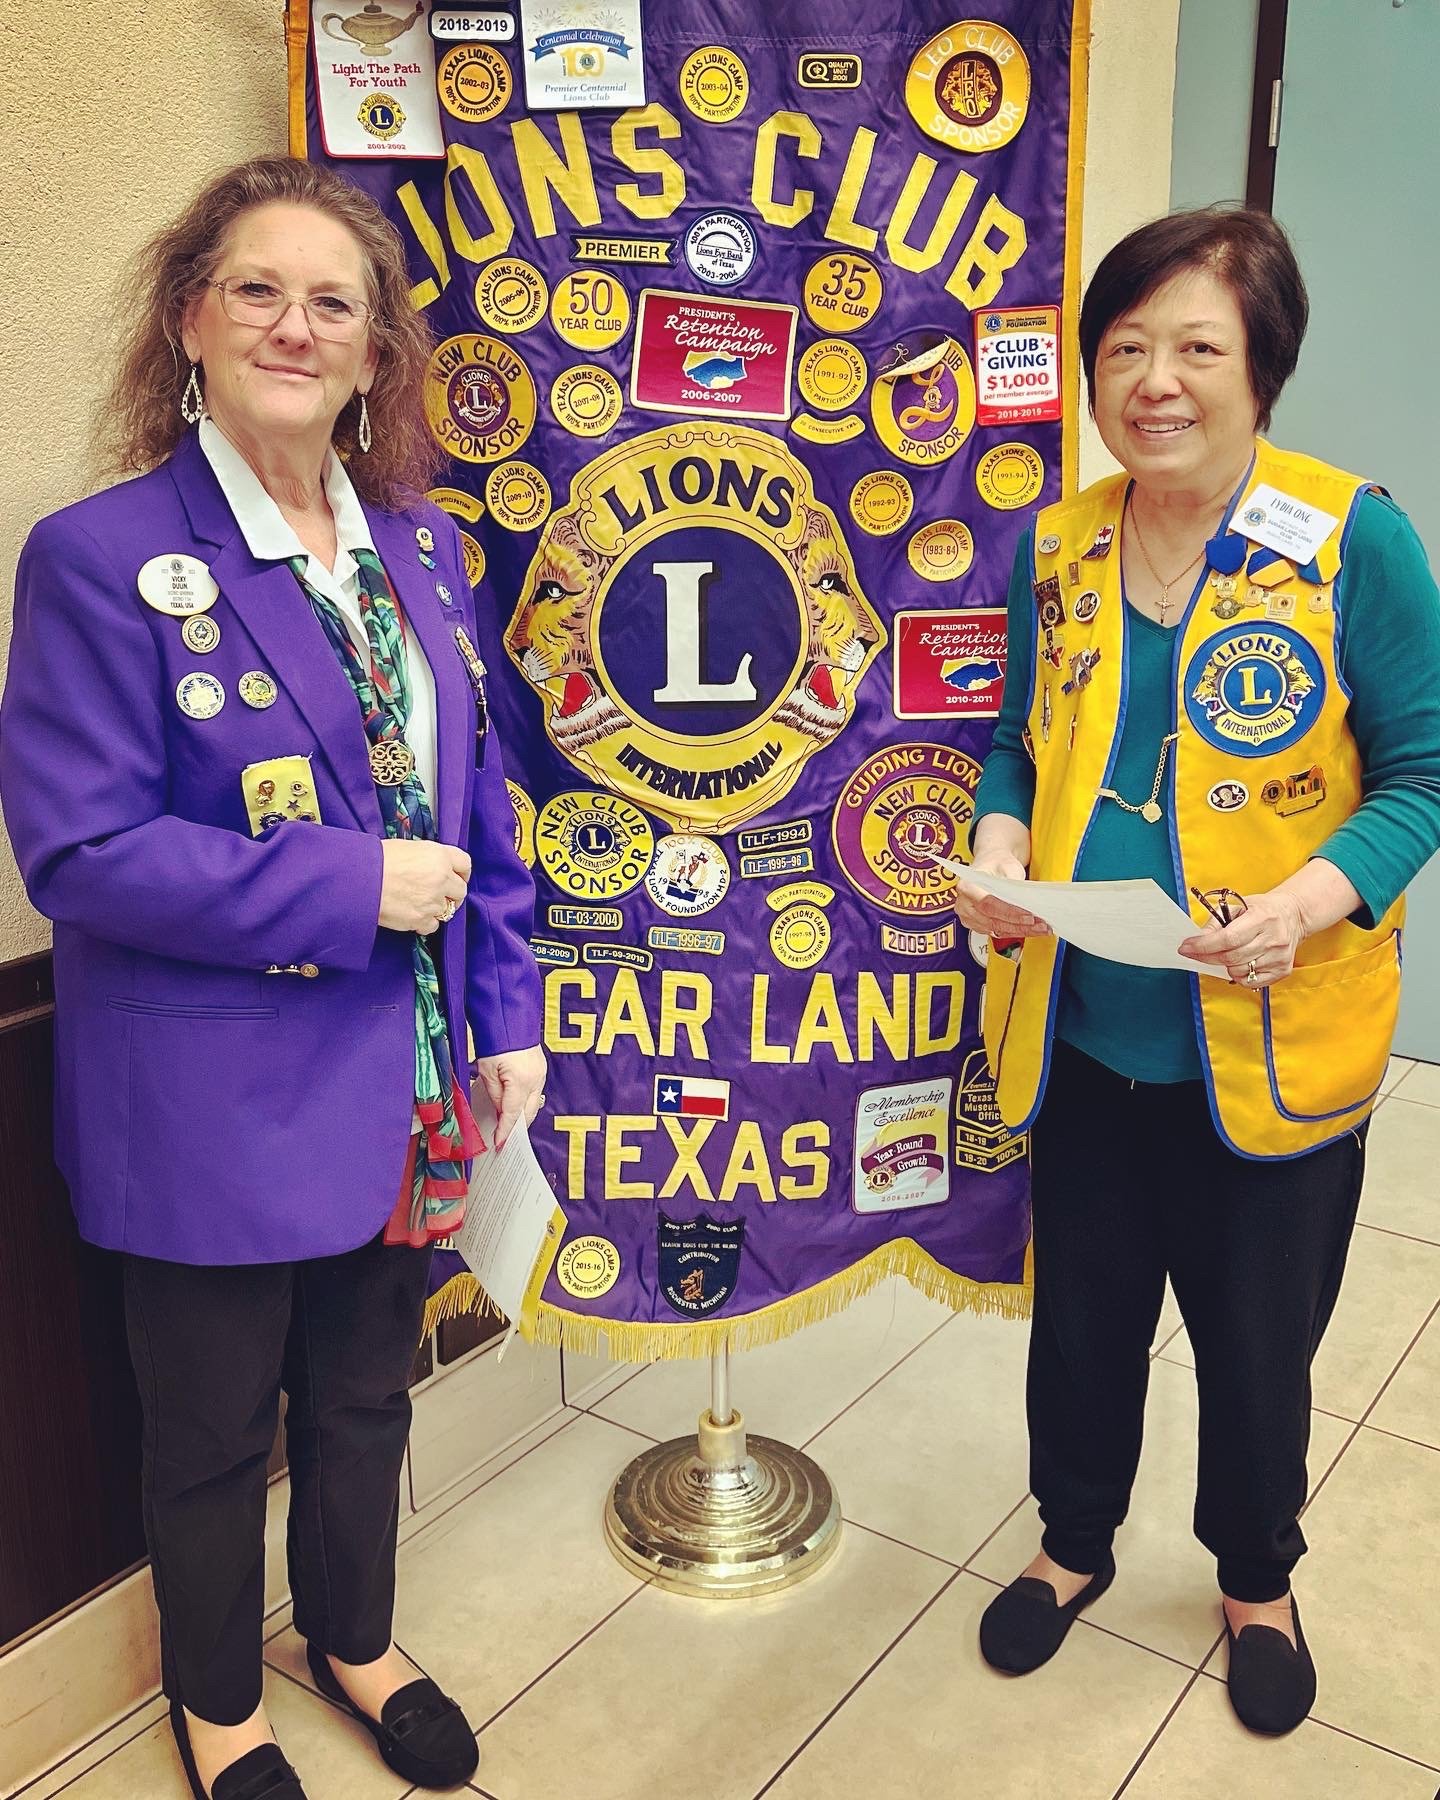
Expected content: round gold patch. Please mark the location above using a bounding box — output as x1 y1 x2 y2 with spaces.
549 270 632 351
908 520 975 582
437 44 512 124
484 461 552 532
508 781 537 867
425 335 536 464
770 903 831 970
797 338 868 413
905 20 1031 153
556 1235 622 1300
871 337 977 467
803 252 884 334
550 364 624 438
537 790 655 900
238 671 278 710
975 442 1045 510
678 45 750 122
850 469 915 536
474 257 548 335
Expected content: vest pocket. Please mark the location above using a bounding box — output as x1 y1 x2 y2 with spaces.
1261 931 1401 1122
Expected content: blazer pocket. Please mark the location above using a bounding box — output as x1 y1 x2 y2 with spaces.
108 996 278 1021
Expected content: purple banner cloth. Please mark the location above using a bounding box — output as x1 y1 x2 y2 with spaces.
299 0 1081 1352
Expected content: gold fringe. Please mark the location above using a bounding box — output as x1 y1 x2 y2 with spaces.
285 1 310 158
514 1240 1029 1364
420 1271 504 1342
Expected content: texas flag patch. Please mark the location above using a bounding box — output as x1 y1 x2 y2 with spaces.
654 1074 731 1120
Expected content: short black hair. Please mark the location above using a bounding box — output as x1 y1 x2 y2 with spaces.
1078 207 1309 431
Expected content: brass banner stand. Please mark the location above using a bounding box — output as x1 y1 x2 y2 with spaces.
603 1344 842 1597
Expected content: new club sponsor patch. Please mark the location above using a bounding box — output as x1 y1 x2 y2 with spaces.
894 608 1007 719
630 289 797 422
975 306 1060 426
424 335 536 463
536 790 655 899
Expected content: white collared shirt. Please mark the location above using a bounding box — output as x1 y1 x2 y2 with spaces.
198 417 438 812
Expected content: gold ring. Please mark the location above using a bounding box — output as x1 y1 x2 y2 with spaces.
442 900 457 922
1246 959 1259 984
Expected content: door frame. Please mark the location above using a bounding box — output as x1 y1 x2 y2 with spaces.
1245 0 1289 209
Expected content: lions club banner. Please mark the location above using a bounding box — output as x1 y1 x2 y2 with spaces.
290 0 1088 1357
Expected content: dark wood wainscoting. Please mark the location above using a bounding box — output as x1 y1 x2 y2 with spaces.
0 953 146 1647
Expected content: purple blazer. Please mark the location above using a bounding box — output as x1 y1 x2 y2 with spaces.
0 431 542 1265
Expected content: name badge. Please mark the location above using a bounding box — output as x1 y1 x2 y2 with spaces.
1235 485 1338 565
138 553 219 616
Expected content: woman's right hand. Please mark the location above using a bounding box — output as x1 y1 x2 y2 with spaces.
953 850 1051 939
379 841 472 934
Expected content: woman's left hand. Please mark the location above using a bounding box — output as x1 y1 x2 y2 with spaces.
1178 888 1307 987
473 1044 547 1150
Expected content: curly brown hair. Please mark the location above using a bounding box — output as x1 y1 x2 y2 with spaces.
97 156 441 508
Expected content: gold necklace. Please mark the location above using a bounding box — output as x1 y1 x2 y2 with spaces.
1127 499 1207 624
1098 733 1180 825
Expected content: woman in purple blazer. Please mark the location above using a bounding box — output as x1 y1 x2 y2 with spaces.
0 157 544 1800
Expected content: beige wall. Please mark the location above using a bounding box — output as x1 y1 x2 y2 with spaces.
0 0 1178 964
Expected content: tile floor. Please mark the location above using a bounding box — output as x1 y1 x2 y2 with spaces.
13 1057 1440 1800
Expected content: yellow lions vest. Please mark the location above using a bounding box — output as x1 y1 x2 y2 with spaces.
982 440 1404 1159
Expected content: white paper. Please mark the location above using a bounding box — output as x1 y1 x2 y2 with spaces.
936 859 1230 977
450 1090 563 1351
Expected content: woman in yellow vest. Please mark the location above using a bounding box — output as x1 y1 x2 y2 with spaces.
958 208 1440 1734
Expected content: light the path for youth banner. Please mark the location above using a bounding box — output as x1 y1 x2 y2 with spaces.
450 1088 566 1357
932 856 1231 976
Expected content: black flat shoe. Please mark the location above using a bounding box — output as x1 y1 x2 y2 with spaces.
305 1641 479 1789
979 1553 1117 1674
1224 1595 1317 1735
169 1700 308 1800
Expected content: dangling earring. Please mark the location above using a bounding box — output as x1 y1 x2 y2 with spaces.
357 393 372 453
180 363 204 425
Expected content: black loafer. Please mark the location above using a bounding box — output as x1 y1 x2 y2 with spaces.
1224 1595 1317 1735
979 1553 1117 1674
305 1641 479 1789
169 1700 308 1800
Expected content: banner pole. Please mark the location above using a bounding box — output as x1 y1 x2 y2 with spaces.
603 1347 841 1597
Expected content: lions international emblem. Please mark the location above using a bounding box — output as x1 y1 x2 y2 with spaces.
1183 625 1327 756
506 423 885 833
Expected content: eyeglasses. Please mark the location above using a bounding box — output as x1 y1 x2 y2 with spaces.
1190 886 1249 929
207 278 372 341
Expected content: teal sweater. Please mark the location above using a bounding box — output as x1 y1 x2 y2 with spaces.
972 490 1440 1083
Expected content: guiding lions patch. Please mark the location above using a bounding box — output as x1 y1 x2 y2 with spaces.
1184 625 1327 755
505 423 884 834
832 741 982 919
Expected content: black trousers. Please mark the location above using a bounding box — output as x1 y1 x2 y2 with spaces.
123 1232 433 1724
1027 1040 1365 1603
